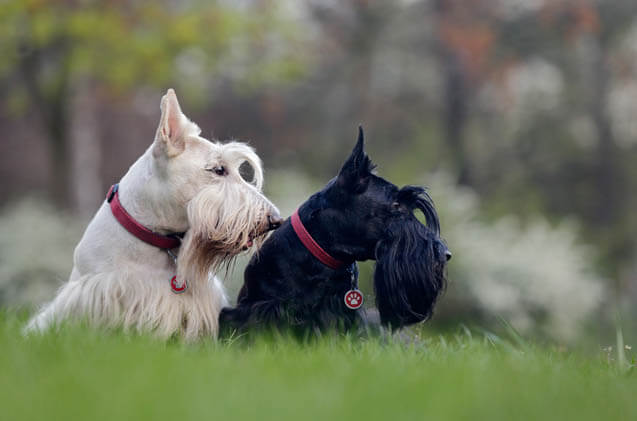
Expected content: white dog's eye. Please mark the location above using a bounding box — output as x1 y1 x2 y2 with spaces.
206 166 226 176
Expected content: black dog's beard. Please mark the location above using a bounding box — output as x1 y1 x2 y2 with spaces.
373 213 447 329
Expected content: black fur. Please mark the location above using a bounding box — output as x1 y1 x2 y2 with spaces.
219 127 449 336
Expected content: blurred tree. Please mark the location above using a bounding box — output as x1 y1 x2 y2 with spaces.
434 0 495 186
0 0 299 212
486 0 637 280
2 0 637 334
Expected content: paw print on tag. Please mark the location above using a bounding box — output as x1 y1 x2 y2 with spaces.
344 289 363 310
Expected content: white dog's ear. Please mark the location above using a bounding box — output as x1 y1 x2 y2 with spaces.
154 89 195 157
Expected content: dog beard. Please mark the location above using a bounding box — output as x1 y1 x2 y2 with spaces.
176 183 273 288
373 187 447 329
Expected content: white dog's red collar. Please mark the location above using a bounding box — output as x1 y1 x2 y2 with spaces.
107 184 187 294
106 184 183 250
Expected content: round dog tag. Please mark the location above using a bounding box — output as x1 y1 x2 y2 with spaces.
344 289 363 310
170 276 188 294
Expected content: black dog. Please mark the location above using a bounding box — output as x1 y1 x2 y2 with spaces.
220 128 450 335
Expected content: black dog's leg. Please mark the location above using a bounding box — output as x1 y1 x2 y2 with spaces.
218 307 248 337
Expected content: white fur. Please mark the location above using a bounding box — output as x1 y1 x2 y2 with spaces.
26 89 279 340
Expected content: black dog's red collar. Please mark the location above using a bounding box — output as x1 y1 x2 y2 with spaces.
291 209 345 270
106 184 183 250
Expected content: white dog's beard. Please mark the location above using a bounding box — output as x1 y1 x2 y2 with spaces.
176 183 272 287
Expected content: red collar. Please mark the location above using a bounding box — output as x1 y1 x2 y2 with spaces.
106 184 183 250
290 209 345 270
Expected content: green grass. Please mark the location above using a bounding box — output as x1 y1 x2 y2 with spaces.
1 313 634 421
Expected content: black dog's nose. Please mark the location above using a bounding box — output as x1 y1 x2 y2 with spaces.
267 213 283 231
445 250 452 262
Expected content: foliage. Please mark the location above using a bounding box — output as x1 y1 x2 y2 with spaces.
0 0 302 104
426 173 605 341
0 198 83 308
0 0 305 207
0 313 635 421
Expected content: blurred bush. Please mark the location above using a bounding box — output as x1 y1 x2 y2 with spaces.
0 198 83 309
0 171 606 342
427 173 605 341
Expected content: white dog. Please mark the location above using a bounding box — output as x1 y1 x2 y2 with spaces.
26 89 281 340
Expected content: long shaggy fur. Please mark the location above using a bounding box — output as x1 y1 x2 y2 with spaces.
374 187 447 328
220 128 449 337
26 89 279 340
177 180 274 286
26 267 228 340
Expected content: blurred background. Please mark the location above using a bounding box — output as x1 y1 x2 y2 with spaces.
1 0 636 345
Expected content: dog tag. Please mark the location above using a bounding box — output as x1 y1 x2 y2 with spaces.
344 289 363 310
170 276 188 294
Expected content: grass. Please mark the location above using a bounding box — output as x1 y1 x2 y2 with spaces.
0 313 635 421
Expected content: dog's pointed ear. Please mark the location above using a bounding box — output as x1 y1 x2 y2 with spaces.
154 89 197 158
337 126 373 192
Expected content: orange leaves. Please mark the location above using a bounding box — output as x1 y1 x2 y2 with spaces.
438 18 495 80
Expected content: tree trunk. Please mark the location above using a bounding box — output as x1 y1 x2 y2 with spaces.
590 39 619 229
589 35 625 295
48 96 71 209
440 46 471 186
70 80 102 218
19 40 73 209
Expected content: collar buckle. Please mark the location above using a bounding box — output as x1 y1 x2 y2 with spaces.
106 184 119 203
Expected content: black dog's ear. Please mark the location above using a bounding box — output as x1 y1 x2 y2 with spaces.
398 186 441 235
337 126 374 193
